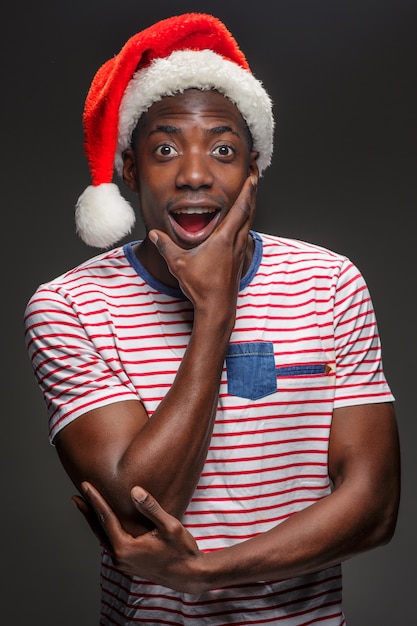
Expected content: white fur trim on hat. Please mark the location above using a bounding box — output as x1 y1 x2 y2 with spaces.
75 183 135 248
115 49 274 177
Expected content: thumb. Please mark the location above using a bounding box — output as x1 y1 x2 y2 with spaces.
147 230 187 286
148 229 180 261
131 486 174 530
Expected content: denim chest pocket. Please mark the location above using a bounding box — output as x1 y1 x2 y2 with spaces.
226 341 277 401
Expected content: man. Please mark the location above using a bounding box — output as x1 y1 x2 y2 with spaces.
24 13 400 625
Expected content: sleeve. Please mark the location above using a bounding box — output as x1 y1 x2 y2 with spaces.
24 284 139 443
332 258 394 408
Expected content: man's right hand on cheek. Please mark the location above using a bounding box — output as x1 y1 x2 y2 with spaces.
148 173 258 311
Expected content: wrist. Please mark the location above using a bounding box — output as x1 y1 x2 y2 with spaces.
193 305 236 336
187 550 216 594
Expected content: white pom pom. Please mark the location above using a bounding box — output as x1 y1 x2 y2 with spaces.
75 183 136 248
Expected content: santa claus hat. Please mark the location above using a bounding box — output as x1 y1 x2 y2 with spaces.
75 12 274 248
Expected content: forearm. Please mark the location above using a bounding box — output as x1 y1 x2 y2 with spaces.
64 178 258 531
194 405 401 592
112 309 235 523
56 300 238 536
77 400 400 593
78 464 399 594
195 479 398 592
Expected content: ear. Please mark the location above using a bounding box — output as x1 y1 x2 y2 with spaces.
122 149 139 193
248 151 260 177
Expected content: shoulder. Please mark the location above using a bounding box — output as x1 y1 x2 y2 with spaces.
24 245 141 331
257 232 346 262
26 245 134 304
253 232 371 296
46 245 131 287
255 231 355 276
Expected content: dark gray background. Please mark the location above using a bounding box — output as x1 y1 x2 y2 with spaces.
3 1 416 624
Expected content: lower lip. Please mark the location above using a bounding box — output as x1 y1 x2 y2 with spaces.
169 211 221 244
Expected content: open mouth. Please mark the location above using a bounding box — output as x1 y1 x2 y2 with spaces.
171 208 219 234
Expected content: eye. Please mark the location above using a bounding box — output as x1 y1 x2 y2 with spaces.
212 144 234 157
155 144 178 157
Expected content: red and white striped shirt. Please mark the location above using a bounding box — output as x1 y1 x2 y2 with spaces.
24 232 393 625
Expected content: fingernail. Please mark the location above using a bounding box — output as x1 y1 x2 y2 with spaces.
131 486 148 504
148 231 158 244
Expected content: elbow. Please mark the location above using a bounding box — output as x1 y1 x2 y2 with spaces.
376 500 400 547
368 487 401 550
377 468 401 547
347 473 401 553
371 517 396 549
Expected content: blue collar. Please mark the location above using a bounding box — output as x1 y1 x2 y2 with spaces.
123 230 263 298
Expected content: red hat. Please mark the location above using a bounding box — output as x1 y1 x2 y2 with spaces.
75 13 274 248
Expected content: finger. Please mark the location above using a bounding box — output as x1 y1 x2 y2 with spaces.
148 229 184 267
72 494 112 550
81 481 128 543
131 486 177 532
218 173 258 238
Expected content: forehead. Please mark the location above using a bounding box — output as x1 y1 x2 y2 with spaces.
137 89 248 132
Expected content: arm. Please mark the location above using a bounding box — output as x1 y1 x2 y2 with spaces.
75 400 400 593
201 401 400 586
56 174 258 536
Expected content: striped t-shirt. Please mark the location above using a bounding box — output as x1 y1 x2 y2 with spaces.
24 231 394 625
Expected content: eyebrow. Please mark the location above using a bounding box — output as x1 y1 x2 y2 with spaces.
149 124 240 137
206 125 240 138
149 124 181 136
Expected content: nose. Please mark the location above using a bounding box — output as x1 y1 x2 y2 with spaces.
175 149 214 190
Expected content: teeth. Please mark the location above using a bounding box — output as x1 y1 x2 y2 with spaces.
172 207 215 215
